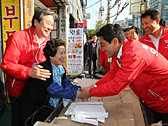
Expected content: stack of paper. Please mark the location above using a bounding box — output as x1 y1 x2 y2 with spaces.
64 102 108 126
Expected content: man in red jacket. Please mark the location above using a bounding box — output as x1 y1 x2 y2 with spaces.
139 9 168 123
123 28 130 39
1 8 55 126
79 24 168 123
99 46 111 72
139 8 168 60
129 26 140 40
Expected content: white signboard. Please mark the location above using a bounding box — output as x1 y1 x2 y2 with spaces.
129 0 147 15
59 7 66 41
67 28 83 75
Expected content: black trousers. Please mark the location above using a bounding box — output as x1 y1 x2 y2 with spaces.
84 55 87 68
9 95 22 126
140 100 168 125
89 53 97 75
145 106 168 123
21 104 35 126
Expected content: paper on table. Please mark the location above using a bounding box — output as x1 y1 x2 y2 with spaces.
66 103 78 115
97 118 105 123
71 115 99 126
75 111 108 123
65 102 108 125
65 102 104 116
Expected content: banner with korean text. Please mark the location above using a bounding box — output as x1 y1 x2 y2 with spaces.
67 28 83 75
1 0 21 54
1 0 21 103
23 0 33 29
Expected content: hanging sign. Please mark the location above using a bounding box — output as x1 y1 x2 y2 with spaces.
67 28 83 75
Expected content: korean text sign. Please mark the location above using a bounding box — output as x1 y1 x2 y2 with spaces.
67 28 83 75
1 0 20 103
1 0 20 53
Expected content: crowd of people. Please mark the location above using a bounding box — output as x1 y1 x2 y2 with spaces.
83 34 111 75
1 7 168 126
83 9 168 76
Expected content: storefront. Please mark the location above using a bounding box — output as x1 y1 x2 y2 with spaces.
0 0 84 119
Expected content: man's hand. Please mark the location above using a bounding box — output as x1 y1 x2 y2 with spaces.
30 65 51 81
100 66 103 71
78 87 91 101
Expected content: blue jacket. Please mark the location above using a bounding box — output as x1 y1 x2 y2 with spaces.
47 78 81 101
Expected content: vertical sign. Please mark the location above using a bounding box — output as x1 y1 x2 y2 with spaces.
59 7 66 41
23 0 33 29
83 19 87 33
1 0 21 54
67 28 83 75
1 0 20 103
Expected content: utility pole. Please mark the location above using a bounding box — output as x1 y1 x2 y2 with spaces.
107 0 111 24
99 0 104 21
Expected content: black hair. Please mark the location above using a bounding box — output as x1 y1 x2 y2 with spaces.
123 28 130 32
159 18 167 27
96 24 125 43
89 36 92 39
130 26 141 35
32 8 56 27
141 8 161 21
43 39 65 60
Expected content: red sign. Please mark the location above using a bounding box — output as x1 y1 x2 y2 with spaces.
83 19 87 33
76 23 83 28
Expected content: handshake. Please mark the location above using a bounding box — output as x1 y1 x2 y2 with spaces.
77 84 95 101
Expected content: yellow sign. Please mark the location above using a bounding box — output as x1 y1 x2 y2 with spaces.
23 0 33 29
1 0 21 53
51 9 58 21
1 0 21 103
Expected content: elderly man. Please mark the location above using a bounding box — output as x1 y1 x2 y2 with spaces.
1 8 55 126
79 24 168 123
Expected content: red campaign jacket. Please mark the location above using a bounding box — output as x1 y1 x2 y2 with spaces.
99 46 111 71
139 25 168 60
1 26 50 97
90 39 168 113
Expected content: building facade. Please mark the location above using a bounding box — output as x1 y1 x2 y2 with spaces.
150 0 168 24
115 18 133 28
